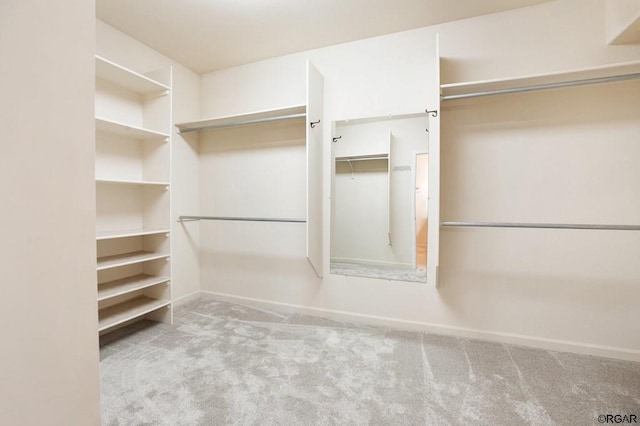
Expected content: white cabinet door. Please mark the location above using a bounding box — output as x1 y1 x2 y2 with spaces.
427 37 441 287
307 61 324 278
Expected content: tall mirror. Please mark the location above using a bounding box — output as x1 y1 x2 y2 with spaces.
330 113 429 283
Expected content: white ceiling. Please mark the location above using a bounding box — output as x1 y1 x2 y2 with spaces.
96 0 552 74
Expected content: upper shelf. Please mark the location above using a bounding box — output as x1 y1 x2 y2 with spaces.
95 55 170 95
176 105 306 134
335 153 389 162
441 60 640 100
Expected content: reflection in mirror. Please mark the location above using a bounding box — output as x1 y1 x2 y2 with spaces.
330 113 429 283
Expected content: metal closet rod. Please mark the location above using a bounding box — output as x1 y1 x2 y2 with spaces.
441 221 640 231
178 113 306 134
442 72 640 101
179 215 306 223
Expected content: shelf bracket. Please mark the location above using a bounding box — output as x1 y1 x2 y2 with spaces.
425 109 438 118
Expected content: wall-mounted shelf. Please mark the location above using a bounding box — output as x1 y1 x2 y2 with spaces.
96 178 170 187
441 60 640 100
335 153 389 162
96 117 170 141
95 55 169 95
97 251 169 271
98 296 170 332
97 274 170 302
96 228 170 241
175 105 306 133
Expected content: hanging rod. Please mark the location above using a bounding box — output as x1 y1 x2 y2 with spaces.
441 221 640 231
178 113 306 134
442 72 640 101
179 215 306 223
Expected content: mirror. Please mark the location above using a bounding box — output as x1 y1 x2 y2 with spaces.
330 113 429 283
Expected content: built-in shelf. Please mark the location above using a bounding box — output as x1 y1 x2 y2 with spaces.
95 55 173 334
336 153 389 162
441 60 640 100
98 296 170 332
96 228 170 240
95 55 169 94
96 117 170 141
98 274 170 302
96 178 170 187
97 251 170 271
176 104 306 133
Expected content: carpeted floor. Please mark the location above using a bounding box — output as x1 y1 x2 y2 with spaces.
100 296 640 425
330 261 426 282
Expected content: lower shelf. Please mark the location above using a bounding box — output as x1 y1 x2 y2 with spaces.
98 274 170 302
98 296 170 332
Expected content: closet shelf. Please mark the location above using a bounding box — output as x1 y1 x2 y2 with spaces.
96 117 170 141
335 153 389 162
97 251 170 271
176 104 306 133
441 60 640 100
96 178 170 187
96 228 170 240
98 296 170 332
95 55 170 94
98 274 170 302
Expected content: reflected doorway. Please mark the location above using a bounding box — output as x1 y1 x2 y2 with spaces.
415 153 428 270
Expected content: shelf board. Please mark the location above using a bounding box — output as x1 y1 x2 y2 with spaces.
95 55 170 94
96 117 170 141
97 251 170 271
96 178 170 187
441 60 640 100
98 274 170 302
176 104 306 133
335 153 389 162
96 228 170 240
98 296 170 331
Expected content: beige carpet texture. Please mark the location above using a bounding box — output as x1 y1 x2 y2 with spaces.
100 296 640 425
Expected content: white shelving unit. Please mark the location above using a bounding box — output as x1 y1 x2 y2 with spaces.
95 55 172 335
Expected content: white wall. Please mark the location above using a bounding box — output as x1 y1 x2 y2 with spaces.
96 20 202 302
606 0 640 44
196 0 640 360
0 1 100 424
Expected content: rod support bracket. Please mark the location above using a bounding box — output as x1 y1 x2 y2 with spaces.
425 109 438 118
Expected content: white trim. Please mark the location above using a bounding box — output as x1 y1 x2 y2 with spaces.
172 290 202 307
199 290 640 362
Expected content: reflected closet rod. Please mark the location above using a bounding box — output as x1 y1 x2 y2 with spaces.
179 215 306 223
441 72 640 101
441 222 640 231
178 113 306 134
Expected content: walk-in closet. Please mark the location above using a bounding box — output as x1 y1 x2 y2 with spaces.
3 0 640 424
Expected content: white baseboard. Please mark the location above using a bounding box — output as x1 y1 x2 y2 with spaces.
198 290 640 362
172 290 202 307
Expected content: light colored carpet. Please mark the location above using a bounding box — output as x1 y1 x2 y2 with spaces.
330 261 426 282
100 296 640 425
